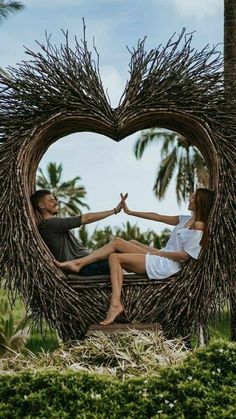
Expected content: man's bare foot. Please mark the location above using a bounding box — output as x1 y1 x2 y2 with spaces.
54 259 81 273
100 304 123 325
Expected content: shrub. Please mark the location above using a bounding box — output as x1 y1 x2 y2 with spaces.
0 297 30 355
0 340 235 418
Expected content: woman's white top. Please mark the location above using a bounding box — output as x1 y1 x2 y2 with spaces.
145 215 203 280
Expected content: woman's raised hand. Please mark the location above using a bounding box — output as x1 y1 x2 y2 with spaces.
120 192 130 213
115 193 128 213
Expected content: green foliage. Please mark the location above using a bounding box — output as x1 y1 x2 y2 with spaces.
0 1 24 23
25 329 59 354
0 288 58 354
0 341 235 418
0 1 25 76
208 311 231 341
0 297 30 355
78 222 171 250
36 162 89 216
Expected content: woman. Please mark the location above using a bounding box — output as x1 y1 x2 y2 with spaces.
56 188 214 325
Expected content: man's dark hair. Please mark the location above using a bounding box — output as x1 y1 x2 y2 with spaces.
30 190 52 211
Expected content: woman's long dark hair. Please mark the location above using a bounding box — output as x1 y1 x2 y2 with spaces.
194 188 215 248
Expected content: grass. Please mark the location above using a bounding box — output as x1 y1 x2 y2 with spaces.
25 329 59 353
0 329 190 378
0 285 232 357
209 311 231 340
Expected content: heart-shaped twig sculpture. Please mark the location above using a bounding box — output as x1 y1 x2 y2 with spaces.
0 28 235 340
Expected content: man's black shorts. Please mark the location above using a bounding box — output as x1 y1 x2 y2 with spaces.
78 259 109 276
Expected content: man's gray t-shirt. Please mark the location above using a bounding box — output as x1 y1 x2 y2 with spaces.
39 216 90 262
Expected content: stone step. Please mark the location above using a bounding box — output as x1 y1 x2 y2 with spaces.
86 322 161 336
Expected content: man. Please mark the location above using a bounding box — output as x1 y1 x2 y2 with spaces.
30 189 127 276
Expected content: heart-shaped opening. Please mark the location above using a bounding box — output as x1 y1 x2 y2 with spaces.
24 111 217 200
19 110 218 260
35 130 208 237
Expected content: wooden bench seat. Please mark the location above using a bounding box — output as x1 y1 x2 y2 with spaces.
67 273 165 288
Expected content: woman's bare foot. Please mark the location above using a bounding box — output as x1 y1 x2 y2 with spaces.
54 259 81 273
100 303 123 325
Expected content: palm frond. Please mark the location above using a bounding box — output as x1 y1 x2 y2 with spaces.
36 167 51 190
134 128 164 159
47 162 62 188
36 162 89 216
176 154 189 204
192 150 209 187
0 1 24 21
160 134 178 158
153 148 177 199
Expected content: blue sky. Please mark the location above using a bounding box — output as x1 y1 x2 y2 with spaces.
0 0 223 234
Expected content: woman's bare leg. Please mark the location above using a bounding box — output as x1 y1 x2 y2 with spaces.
55 237 147 273
130 240 157 253
100 253 146 325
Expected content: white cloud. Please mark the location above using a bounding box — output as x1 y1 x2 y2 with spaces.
172 0 223 20
99 65 126 107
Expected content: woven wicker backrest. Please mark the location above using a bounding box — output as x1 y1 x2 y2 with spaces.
0 29 235 340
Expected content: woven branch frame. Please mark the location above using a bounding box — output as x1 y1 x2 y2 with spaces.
0 29 236 340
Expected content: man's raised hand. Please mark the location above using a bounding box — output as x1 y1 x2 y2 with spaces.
120 193 130 213
114 193 128 213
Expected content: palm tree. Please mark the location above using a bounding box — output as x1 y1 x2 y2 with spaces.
114 221 151 244
89 226 115 250
77 222 171 251
36 162 89 216
0 1 25 76
134 129 209 204
0 0 24 21
77 225 115 250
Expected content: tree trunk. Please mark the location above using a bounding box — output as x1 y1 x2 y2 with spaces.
224 0 236 341
224 0 236 79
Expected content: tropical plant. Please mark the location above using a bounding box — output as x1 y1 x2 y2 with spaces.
115 221 149 243
0 0 24 21
78 222 171 251
0 1 25 76
134 129 209 204
36 162 90 216
0 296 30 355
114 222 171 249
88 225 114 250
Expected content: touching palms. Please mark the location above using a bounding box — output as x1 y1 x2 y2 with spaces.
134 129 209 204
36 162 89 216
0 1 25 76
